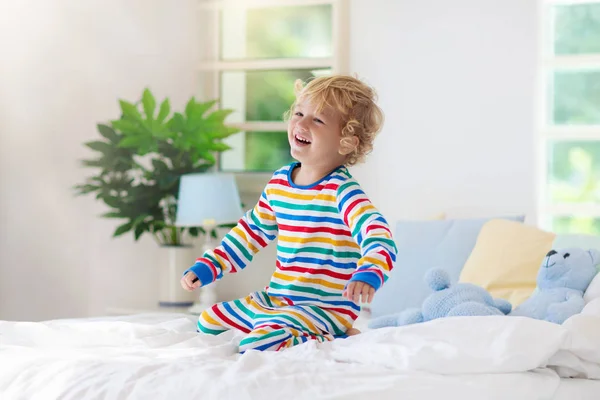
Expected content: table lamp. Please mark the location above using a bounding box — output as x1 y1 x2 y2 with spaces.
176 172 243 314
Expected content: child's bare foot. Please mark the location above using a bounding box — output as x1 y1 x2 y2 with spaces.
346 328 361 336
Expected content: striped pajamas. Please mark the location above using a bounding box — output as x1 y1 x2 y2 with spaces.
198 291 342 352
186 162 397 352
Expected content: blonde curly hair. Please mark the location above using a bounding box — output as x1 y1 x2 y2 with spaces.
285 75 384 166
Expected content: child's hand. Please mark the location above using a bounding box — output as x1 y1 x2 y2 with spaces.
344 281 375 304
181 271 201 292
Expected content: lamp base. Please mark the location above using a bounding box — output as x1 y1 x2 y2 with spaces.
158 245 196 307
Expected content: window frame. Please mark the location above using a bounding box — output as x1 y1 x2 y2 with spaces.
197 0 349 193
536 0 600 230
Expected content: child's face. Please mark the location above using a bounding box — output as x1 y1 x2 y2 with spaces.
287 98 347 167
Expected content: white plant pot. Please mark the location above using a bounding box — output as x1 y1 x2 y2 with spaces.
158 245 197 307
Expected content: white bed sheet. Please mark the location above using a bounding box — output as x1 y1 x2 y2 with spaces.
1 300 599 400
553 378 600 400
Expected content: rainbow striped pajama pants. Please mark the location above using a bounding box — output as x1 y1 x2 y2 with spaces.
197 290 352 352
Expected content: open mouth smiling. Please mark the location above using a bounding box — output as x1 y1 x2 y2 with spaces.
295 134 312 145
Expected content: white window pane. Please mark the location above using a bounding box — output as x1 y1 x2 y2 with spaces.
551 69 600 125
554 3 600 56
547 141 600 204
220 131 294 172
221 5 332 60
221 69 331 122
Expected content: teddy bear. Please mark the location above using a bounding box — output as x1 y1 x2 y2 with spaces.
509 247 600 324
368 268 512 329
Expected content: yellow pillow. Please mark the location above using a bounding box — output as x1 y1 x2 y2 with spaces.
459 219 556 306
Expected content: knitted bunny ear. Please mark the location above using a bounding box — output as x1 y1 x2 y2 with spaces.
425 268 451 291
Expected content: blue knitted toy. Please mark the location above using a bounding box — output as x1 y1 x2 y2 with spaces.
510 248 600 324
369 268 512 328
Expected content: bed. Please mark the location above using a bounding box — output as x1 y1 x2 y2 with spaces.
1 300 599 399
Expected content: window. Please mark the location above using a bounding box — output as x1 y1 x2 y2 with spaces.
538 0 600 235
197 0 349 179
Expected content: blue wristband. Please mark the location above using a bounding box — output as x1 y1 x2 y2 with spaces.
349 271 382 291
183 261 215 287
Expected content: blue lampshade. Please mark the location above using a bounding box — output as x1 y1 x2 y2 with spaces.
175 173 244 227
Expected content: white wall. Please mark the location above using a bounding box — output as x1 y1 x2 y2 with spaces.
0 0 202 320
348 0 538 224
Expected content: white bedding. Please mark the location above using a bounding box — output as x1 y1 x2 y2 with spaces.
1 300 599 400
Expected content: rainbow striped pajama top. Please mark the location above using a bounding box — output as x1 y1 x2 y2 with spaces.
187 162 397 335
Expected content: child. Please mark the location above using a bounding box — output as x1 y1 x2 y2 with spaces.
181 75 397 353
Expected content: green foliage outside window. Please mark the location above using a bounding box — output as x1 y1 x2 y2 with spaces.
549 4 600 234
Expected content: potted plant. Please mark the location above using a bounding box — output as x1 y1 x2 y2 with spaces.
74 88 240 307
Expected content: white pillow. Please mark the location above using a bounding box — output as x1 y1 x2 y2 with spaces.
584 273 600 303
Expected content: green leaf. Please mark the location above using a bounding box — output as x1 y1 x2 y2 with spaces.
197 122 240 140
97 124 120 143
118 136 144 148
187 103 210 131
188 227 200 237
213 125 241 139
101 211 124 219
111 119 141 135
134 223 146 240
152 221 167 231
208 142 231 152
85 141 113 154
132 214 148 227
113 221 133 237
152 124 172 139
157 99 171 123
119 100 142 120
184 98 197 119
80 159 105 168
142 88 156 120
103 196 122 208
74 184 98 195
137 142 158 155
167 113 186 133
198 151 216 164
205 109 233 124
196 100 218 117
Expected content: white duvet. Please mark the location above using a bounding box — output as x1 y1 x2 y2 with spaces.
1 300 599 400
